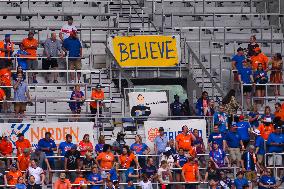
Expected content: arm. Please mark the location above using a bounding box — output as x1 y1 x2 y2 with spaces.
232 61 236 70
44 158 52 171
144 147 151 155
223 140 226 151
44 40 50 58
204 172 208 182
40 173 45 185
13 79 21 90
240 140 245 151
225 156 230 167
80 48 82 58
64 158 68 171
241 159 246 171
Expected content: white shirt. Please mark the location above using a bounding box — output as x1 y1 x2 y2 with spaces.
60 24 77 40
139 180 153 189
27 166 44 184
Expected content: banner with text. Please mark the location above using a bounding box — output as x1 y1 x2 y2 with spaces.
108 35 180 67
128 92 168 118
144 119 207 153
0 122 94 150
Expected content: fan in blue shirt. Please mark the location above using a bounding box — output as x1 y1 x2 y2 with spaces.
213 107 228 133
62 31 82 60
58 134 74 160
208 125 225 150
259 169 276 189
267 126 284 153
236 117 251 145
225 127 242 148
253 129 265 155
234 171 249 189
87 166 103 189
232 47 245 72
174 148 188 174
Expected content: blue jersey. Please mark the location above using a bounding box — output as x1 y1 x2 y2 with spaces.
125 167 135 182
225 131 241 148
208 132 224 149
232 54 245 71
16 50 28 70
63 37 82 59
259 176 276 189
248 111 259 127
213 112 228 133
69 91 84 111
58 141 74 159
95 144 104 153
261 114 275 121
130 143 148 155
236 121 250 141
87 173 102 189
209 149 226 167
239 67 252 84
15 184 26 189
267 133 284 153
234 178 249 189
255 136 265 155
38 138 57 157
176 155 187 167
109 168 118 182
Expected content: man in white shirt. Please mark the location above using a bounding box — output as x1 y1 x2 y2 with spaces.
24 159 45 185
59 16 77 41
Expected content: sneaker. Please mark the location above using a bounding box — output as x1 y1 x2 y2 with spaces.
53 80 59 83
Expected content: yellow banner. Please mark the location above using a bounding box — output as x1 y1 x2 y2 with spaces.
111 35 179 67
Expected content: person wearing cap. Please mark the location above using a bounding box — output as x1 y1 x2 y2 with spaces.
270 53 283 96
175 125 196 156
54 172 72 189
236 115 251 149
170 94 183 119
251 47 269 71
90 84 105 118
240 145 260 187
181 157 200 189
17 148 31 171
24 159 45 186
60 16 77 41
15 133 31 155
253 63 268 106
232 47 246 84
209 141 230 168
233 171 249 189
62 30 82 83
0 34 14 69
22 31 38 83
253 129 265 168
64 144 81 182
258 116 275 140
154 127 168 155
4 163 22 186
267 125 284 167
213 105 228 133
208 124 226 151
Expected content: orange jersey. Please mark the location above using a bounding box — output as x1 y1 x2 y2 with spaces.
258 124 274 140
17 154 30 171
0 139 12 155
54 179 72 189
90 90 105 108
0 68 11 86
15 139 31 155
182 163 198 182
251 53 269 70
96 152 114 169
176 133 194 151
119 153 136 168
275 110 284 121
73 177 88 189
0 88 5 100
6 170 22 185
22 38 38 59
0 41 14 59
78 141 93 156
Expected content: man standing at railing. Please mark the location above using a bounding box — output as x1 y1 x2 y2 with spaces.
154 127 168 155
0 34 14 69
182 156 201 189
232 47 245 90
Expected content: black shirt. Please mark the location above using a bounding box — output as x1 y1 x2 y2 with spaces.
65 150 81 170
27 184 41 189
206 168 220 181
241 152 258 171
83 157 96 169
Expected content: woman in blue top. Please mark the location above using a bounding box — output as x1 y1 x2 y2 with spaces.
253 63 268 106
259 169 277 189
95 135 105 154
261 106 275 122
248 104 260 129
234 171 249 189
69 84 85 121
130 135 150 168
15 176 26 189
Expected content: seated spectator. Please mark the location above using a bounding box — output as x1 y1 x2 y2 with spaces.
252 129 265 169
251 47 269 71
248 103 260 129
222 89 239 125
30 147 51 172
253 63 268 106
142 157 157 181
24 159 45 186
154 127 168 155
0 135 13 158
64 144 81 182
139 174 153 189
175 125 196 157
126 180 135 189
58 134 74 161
274 102 284 121
208 125 225 151
15 43 29 70
258 117 274 140
125 161 139 184
83 152 96 170
15 176 26 189
213 105 228 133
236 115 251 149
95 144 114 170
261 106 275 121
182 157 200 189
73 172 87 189
192 129 206 167
119 145 139 169
232 47 245 84
158 160 172 189
26 175 41 189
78 134 93 156
0 34 14 68
87 165 103 189
269 53 283 96
259 168 277 189
5 163 22 186
247 35 259 57
170 94 183 118
233 171 249 189
195 91 209 116
95 135 105 154
130 135 150 167
17 148 30 171
90 84 105 117
209 141 230 168
174 148 188 187
203 160 220 186
54 173 72 189
267 125 284 168
15 133 31 155
12 66 26 81
218 170 232 189
69 84 85 121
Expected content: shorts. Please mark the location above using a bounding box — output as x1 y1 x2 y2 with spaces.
257 154 264 164
233 71 239 82
68 59 81 70
2 87 11 99
268 154 282 166
229 148 241 161
43 158 55 170
243 86 252 93
255 85 265 90
245 171 257 181
14 102 27 112
42 58 58 70
26 59 38 70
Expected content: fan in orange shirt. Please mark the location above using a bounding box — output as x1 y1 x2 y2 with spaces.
15 133 31 155
119 146 139 169
175 126 196 156
251 47 269 71
5 163 22 186
17 148 31 171
90 84 105 116
0 88 6 112
182 157 200 185
73 172 88 189
0 135 12 157
95 144 114 170
274 102 284 121
54 173 72 189
258 118 274 140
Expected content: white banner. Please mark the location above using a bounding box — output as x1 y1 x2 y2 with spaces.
128 92 168 118
144 119 207 153
0 122 95 151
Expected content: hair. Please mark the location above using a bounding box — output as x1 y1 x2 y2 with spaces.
222 89 236 104
264 106 271 114
136 135 142 143
45 132 51 137
275 102 281 107
208 160 217 170
275 53 282 60
146 157 153 163
66 134 72 140
182 125 188 131
236 171 244 177
202 91 208 96
137 94 143 99
83 134 89 141
250 35 256 41
103 144 111 152
121 145 131 155
29 175 35 180
160 160 167 166
98 135 105 144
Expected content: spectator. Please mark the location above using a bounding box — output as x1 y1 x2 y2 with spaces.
42 32 64 83
154 127 168 155
0 34 14 68
17 148 30 171
208 125 225 151
95 135 105 154
69 84 85 121
266 125 284 167
248 103 260 129
26 175 41 189
142 157 157 180
261 106 275 121
203 160 220 186
258 118 274 140
209 141 230 168
64 144 81 182
247 35 259 57
78 134 93 156
54 172 72 189
160 147 175 171
170 94 183 118
62 30 82 83
126 180 135 189
73 172 88 189
95 144 114 170
0 135 13 158
224 125 243 167
251 47 269 71
125 161 139 183
195 91 209 116
218 170 232 189
12 66 26 82
106 179 115 189
0 87 6 113
233 171 249 189
158 160 172 189
60 16 77 41
222 89 239 125
87 165 103 189
37 131 56 184
167 139 177 155
174 148 188 187
183 99 195 116
30 147 51 171
22 31 38 83
15 176 26 189
139 174 153 189
253 63 268 106
90 84 105 117
252 129 265 169
182 157 200 189
241 145 260 187
0 64 11 113
236 115 251 149
58 134 74 160
213 105 228 133
259 168 277 189
274 102 284 121
83 151 96 170
232 47 245 84
13 72 31 120
192 129 206 167
15 43 29 70
269 53 283 95
175 125 196 157
130 135 150 167
5 163 22 186
24 159 45 186
15 133 31 155
119 145 139 169
108 162 119 183
238 59 254 109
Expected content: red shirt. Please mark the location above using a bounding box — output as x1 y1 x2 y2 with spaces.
78 141 93 156
0 139 12 155
15 139 31 155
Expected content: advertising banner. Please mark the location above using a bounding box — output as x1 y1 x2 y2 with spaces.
108 35 180 67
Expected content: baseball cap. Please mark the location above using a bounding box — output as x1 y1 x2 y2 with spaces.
159 127 164 131
96 84 103 89
213 141 218 145
239 115 245 120
237 47 243 52
252 129 261 135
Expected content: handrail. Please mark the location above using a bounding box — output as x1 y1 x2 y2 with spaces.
186 42 225 97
